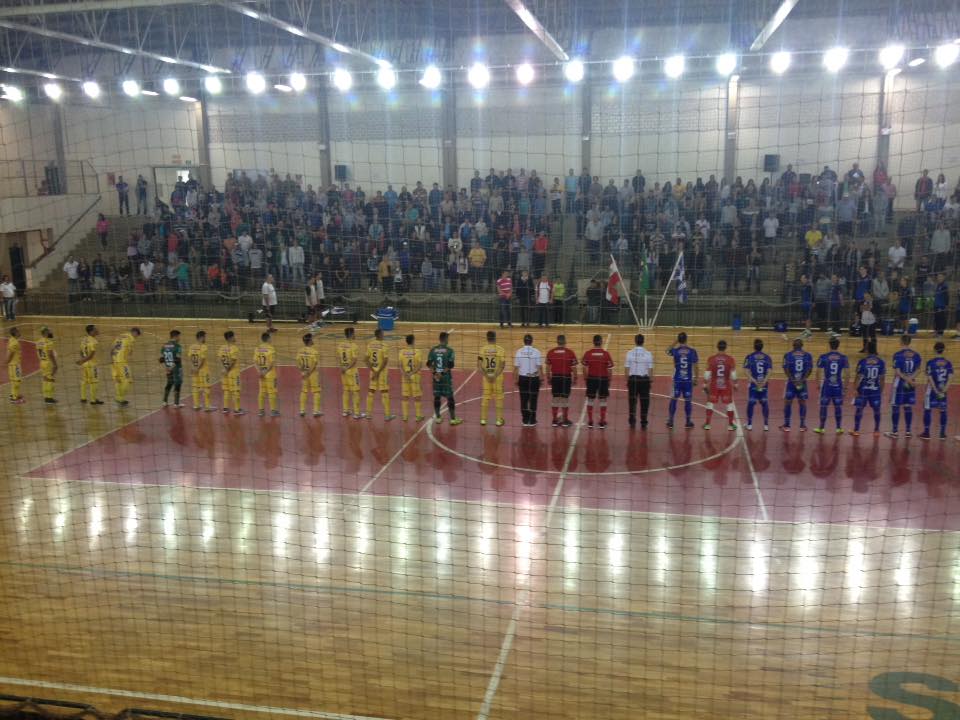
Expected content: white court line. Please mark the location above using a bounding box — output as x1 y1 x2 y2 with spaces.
358 370 477 494
731 403 770 522
474 334 608 720
0 675 391 720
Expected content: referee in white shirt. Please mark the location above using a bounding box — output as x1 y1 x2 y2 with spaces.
625 333 654 429
514 334 543 426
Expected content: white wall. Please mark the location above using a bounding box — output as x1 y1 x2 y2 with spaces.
0 104 58 198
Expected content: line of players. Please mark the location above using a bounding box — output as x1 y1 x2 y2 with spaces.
664 332 955 440
5 324 955 438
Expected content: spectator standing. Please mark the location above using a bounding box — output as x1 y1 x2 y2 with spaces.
0 275 16 320
564 170 578 213
289 240 305 283
136 175 148 215
871 273 889 316
468 241 487 291
532 231 549 277
513 334 543 427
535 274 553 327
261 273 278 331
887 237 907 274
725 238 744 293
63 257 79 296
746 242 762 293
515 270 533 327
140 257 155 292
933 273 948 337
496 270 513 328
115 176 130 215
859 293 876 352
378 255 392 293
96 214 109 248
553 278 566 324
930 222 951 271
914 170 933 211
762 213 779 244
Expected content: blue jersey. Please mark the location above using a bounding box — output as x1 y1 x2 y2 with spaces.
891 348 921 405
925 356 953 410
744 352 773 386
855 355 885 395
668 345 699 383
817 351 849 395
783 350 813 383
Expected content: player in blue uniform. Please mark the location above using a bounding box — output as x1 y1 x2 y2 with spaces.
921 342 953 440
852 340 885 436
781 338 813 432
666 331 698 429
743 339 773 431
886 335 921 438
814 337 849 435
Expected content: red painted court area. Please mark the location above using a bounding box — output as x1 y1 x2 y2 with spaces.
29 367 960 531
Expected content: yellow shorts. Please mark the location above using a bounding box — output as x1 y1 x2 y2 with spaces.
8 363 21 381
222 371 240 394
111 363 131 383
341 368 360 392
192 370 211 389
82 364 99 383
401 375 422 399
368 370 389 392
258 371 277 395
482 375 504 399
40 362 54 381
301 373 320 393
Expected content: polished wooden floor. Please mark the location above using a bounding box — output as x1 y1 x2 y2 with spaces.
0 316 958 720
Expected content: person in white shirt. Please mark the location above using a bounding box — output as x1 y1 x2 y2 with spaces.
887 238 907 272
238 231 253 259
288 240 305 283
535 274 553 328
140 259 155 290
0 276 16 320
63 258 79 295
514 334 543 427
762 214 779 244
625 333 654 429
261 273 278 331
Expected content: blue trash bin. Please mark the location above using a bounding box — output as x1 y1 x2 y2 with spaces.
907 317 918 335
376 307 398 332
732 314 742 331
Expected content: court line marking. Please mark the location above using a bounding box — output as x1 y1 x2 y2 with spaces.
425 389 741 476
0 676 391 720
731 402 770 522
358 369 478 494
475 333 608 720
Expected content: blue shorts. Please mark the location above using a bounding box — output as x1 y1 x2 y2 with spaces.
801 303 812 320
924 388 948 411
748 385 768 402
672 380 693 400
854 393 882 410
784 381 808 401
891 380 916 407
820 387 843 406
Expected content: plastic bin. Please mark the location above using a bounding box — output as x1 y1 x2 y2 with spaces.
376 307 398 332
908 317 918 335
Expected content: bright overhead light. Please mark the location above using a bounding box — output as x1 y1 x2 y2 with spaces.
467 62 490 89
43 82 62 100
159 56 177 64
121 79 140 97
770 51 791 74
878 44 905 70
162 77 180 96
612 55 635 82
245 71 266 94
332 67 352 92
563 58 585 83
286 26 305 37
515 62 535 86
240 7 259 19
823 46 849 73
1 85 23 102
934 42 960 68
179 96 197 102
274 84 292 92
140 89 158 96
204 76 222 94
664 54 685 79
908 57 926 67
716 53 737 76
376 65 397 90
330 42 349 53
886 68 902 77
289 72 307 92
419 64 442 89
82 80 100 99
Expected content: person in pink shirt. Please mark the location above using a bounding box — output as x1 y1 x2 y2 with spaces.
496 270 513 328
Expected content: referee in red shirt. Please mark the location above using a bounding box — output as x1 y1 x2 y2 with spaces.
582 334 614 428
546 334 578 427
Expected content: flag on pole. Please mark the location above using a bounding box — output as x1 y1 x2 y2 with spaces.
606 260 622 305
676 252 688 304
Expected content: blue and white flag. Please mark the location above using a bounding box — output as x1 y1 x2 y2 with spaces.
676 252 688 304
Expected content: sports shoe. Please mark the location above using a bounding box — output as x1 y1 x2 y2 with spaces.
44 398 57 404
884 431 898 438
434 416 443 424
206 406 218 412
800 425 807 432
342 411 350 417
91 400 104 405
80 399 87 404
233 409 247 416
416 415 425 422
551 419 559 427
258 410 266 417
300 411 306 417
940 432 947 440
401 416 408 422
599 420 608 429
10 397 25 405
384 415 396 421
495 419 505 427
685 421 695 429
586 420 594 428
728 424 737 431
780 425 790 432
313 411 323 417
193 406 202 411
813 427 825 434
561 419 573 427
359 412 369 419
746 423 752 431
449 418 463 426
222 407 231 413
353 413 363 420
763 425 769 431
666 421 674 429
905 432 912 438
117 400 129 407
480 419 487 426
835 428 844 435
271 410 281 417
851 430 860 437
919 431 931 440
702 423 711 430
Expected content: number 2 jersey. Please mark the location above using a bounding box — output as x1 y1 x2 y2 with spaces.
706 353 735 391
924 356 954 410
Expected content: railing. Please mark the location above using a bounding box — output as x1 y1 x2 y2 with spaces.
25 194 104 270
0 159 100 198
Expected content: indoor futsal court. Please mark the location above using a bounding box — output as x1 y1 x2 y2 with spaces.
1 318 959 720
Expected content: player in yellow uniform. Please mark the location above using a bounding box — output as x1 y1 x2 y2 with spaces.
218 330 245 415
296 333 322 417
253 331 279 416
337 326 361 418
398 334 424 422
77 324 104 405
188 330 215 411
36 326 58 404
6 327 24 404
365 328 394 420
110 326 141 406
477 330 507 426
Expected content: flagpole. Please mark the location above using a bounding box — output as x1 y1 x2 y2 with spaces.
648 251 684 330
609 254 642 329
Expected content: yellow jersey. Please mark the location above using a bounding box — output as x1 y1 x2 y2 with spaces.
478 343 506 377
398 347 423 376
111 332 135 364
35 337 55 366
296 346 320 376
80 336 98 365
253 344 276 375
188 343 208 374
366 340 388 371
7 336 21 365
218 344 240 375
336 341 359 371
